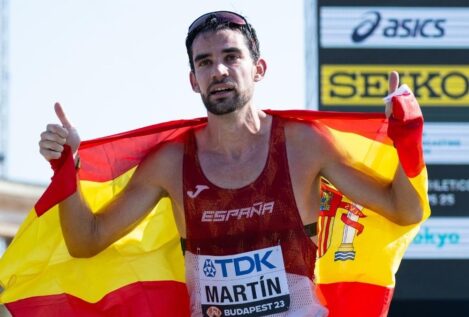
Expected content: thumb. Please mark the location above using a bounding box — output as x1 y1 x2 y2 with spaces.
54 102 73 129
388 71 399 94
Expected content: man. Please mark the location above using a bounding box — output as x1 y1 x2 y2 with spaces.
39 11 424 316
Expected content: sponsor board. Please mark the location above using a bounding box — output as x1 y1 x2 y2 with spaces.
321 7 469 48
321 65 469 106
198 246 290 316
426 164 469 216
405 217 469 259
423 123 469 164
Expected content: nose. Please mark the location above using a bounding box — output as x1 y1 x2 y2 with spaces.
212 62 229 80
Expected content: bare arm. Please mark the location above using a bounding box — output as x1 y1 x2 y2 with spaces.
320 72 423 225
58 154 167 257
39 103 169 257
320 149 423 225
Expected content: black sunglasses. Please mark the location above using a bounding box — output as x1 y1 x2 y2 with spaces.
188 11 251 34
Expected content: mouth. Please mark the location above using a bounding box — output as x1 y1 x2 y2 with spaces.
209 85 235 97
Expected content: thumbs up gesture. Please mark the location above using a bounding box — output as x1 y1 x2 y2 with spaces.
385 71 399 118
39 103 81 161
384 71 424 177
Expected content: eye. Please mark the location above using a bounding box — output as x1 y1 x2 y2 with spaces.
197 59 211 67
225 54 240 63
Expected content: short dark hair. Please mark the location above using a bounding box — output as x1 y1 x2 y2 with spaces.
185 12 260 71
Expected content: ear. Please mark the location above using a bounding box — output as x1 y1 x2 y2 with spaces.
189 71 200 93
253 58 267 82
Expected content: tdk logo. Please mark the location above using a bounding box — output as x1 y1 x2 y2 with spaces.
352 11 446 43
203 259 217 277
205 250 276 278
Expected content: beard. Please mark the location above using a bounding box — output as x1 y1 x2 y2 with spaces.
201 84 253 116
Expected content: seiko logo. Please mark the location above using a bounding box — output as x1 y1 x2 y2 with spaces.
321 65 469 106
187 185 209 198
352 10 446 43
201 201 275 222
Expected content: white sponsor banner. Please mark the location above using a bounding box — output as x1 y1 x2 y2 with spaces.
423 123 469 164
321 7 469 48
405 217 469 259
198 246 290 316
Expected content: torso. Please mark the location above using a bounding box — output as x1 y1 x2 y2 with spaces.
182 115 315 261
157 114 323 240
176 115 327 316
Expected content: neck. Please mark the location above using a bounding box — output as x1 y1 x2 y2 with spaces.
201 105 270 158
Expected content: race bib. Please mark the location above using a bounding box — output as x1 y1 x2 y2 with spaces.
198 246 290 317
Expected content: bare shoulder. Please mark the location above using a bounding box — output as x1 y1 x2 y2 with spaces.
284 119 333 154
132 141 184 190
283 119 344 172
148 141 185 166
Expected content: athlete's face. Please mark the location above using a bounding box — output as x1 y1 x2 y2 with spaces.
189 29 266 115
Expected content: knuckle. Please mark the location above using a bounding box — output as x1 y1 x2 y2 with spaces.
40 139 49 147
55 137 64 145
51 143 60 151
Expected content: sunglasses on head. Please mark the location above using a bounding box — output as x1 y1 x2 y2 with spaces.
188 11 251 34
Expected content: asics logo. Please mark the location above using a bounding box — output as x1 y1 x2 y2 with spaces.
187 185 209 198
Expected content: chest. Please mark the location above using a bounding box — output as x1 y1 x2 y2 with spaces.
197 144 269 189
169 121 322 237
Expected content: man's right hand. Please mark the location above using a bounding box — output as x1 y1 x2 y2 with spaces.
39 102 81 161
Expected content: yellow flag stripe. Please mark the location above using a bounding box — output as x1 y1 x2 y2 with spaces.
0 169 184 303
315 127 429 287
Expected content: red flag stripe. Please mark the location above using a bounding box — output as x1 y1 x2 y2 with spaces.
5 281 190 317
316 282 394 317
34 146 77 216
77 111 391 183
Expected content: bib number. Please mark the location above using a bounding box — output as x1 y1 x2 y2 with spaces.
198 246 290 317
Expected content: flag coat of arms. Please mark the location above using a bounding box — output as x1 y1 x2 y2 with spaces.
0 109 430 317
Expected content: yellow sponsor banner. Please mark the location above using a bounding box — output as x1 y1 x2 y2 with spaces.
321 65 469 106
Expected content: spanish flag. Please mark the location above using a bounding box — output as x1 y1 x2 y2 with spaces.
314 91 430 317
0 108 429 316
